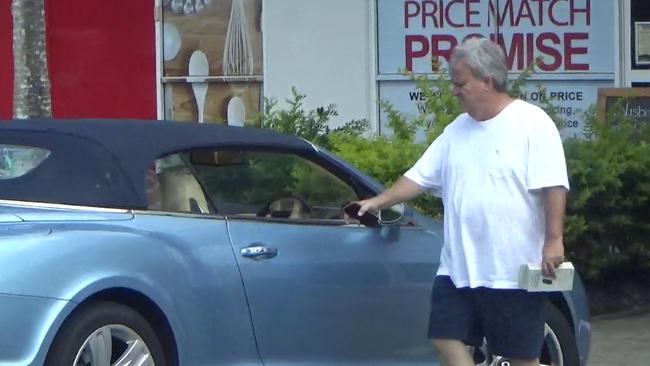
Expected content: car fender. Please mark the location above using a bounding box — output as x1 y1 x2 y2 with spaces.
559 272 591 366
0 219 238 365
25 275 186 366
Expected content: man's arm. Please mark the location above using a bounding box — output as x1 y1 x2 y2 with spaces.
357 176 426 216
541 186 567 278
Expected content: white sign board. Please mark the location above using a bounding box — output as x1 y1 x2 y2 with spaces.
377 0 617 138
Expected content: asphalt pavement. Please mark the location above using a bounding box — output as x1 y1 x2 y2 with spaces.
588 308 650 366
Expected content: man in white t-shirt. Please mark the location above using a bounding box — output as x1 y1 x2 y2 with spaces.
357 37 569 366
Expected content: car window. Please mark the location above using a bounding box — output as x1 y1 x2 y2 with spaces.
190 150 359 221
0 145 50 180
146 153 211 214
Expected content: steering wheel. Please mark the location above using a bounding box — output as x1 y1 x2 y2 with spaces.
257 196 312 219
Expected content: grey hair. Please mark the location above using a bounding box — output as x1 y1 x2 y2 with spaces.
450 37 508 92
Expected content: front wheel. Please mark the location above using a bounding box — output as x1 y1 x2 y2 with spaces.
45 301 167 366
538 303 580 366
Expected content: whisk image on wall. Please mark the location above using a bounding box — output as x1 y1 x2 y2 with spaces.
223 0 254 77
223 0 254 127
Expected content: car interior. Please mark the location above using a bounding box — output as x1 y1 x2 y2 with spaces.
145 149 385 227
153 165 211 214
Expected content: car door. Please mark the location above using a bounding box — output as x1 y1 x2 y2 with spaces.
191 149 444 365
147 153 264 366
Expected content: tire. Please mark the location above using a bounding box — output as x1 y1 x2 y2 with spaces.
45 301 167 366
539 303 580 366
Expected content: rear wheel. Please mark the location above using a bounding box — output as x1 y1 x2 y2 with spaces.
45 301 166 366
538 304 580 366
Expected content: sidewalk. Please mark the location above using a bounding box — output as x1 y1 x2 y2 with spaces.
588 308 650 366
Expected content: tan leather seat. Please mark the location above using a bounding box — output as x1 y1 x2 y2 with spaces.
157 166 209 214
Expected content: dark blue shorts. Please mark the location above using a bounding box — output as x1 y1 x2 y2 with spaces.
428 275 546 360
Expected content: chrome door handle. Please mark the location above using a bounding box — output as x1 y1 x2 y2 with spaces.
240 244 279 260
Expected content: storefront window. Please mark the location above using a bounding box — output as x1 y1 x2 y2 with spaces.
631 0 650 71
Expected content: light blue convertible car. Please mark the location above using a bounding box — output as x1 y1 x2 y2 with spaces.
0 119 590 366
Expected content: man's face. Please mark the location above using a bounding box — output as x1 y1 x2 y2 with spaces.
451 59 489 116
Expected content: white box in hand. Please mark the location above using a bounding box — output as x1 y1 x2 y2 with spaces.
518 262 574 292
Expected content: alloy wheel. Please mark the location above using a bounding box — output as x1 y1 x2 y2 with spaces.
73 324 154 366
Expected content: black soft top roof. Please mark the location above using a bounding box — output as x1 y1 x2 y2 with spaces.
0 119 315 208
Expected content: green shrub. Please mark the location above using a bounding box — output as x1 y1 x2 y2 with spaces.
563 108 650 280
255 86 368 149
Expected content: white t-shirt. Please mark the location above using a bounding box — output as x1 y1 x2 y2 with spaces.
404 99 569 289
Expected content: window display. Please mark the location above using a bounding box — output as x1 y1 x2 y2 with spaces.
631 0 650 70
161 0 263 124
635 22 650 66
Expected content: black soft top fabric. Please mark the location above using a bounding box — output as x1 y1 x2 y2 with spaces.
0 119 315 208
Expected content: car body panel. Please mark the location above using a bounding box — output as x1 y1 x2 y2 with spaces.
229 218 442 365
0 207 261 366
0 294 70 365
0 213 22 222
0 201 133 223
565 273 592 365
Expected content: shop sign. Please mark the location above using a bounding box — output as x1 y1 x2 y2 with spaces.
376 0 617 138
597 87 650 126
379 79 611 139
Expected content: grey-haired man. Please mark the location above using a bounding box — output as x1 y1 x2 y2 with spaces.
357 37 568 366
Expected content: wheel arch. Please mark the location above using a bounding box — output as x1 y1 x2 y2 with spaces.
80 288 179 366
547 292 575 332
548 291 593 366
43 286 181 366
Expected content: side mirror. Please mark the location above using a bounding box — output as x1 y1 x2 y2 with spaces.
378 203 405 225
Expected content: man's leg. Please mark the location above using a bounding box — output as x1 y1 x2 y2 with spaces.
428 276 481 366
431 339 474 366
479 289 546 366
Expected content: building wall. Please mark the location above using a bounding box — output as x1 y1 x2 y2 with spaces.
262 0 376 130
